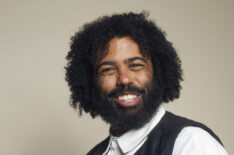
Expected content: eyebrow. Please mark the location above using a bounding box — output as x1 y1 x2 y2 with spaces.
124 57 147 64
96 57 147 71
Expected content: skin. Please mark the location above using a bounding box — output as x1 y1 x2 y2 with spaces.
94 36 153 136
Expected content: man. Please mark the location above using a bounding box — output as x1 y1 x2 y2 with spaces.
65 12 228 155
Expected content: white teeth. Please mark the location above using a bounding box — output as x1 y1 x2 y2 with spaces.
118 94 137 101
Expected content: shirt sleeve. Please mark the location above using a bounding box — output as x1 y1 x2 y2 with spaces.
172 126 228 155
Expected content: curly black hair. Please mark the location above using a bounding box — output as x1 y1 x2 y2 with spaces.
65 12 183 117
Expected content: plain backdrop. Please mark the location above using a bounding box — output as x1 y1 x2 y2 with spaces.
0 0 233 155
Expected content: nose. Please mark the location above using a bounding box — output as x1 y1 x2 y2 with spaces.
116 68 133 86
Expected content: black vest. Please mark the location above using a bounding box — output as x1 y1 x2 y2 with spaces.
87 112 223 155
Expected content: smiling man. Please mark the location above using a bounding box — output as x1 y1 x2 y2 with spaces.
65 12 228 155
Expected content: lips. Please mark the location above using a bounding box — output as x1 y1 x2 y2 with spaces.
113 93 142 107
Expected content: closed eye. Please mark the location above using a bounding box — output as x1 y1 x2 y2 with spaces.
129 63 144 70
99 67 116 75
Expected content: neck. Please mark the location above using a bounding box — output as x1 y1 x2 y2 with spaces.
110 127 127 137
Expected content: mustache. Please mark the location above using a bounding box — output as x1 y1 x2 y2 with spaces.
108 86 146 98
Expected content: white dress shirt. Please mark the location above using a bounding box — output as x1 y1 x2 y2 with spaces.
102 107 228 155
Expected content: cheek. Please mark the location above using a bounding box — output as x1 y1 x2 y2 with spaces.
135 70 153 87
97 76 117 95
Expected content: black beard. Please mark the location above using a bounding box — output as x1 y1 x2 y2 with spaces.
95 78 163 132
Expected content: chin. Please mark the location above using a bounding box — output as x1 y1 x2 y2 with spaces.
97 78 163 131
99 94 161 131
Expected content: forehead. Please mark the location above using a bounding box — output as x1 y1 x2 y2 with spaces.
95 37 144 63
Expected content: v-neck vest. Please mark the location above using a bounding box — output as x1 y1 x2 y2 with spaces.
87 112 223 155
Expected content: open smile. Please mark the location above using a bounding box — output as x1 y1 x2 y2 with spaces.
113 92 142 107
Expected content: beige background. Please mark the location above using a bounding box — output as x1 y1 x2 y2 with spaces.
0 0 233 155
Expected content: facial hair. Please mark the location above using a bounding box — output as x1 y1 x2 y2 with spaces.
95 77 163 132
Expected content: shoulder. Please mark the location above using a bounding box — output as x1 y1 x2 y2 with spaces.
172 127 228 155
87 137 110 155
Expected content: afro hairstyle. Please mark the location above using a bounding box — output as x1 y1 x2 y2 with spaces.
65 12 183 117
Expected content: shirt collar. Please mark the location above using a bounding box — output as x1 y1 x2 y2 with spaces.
107 106 165 154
